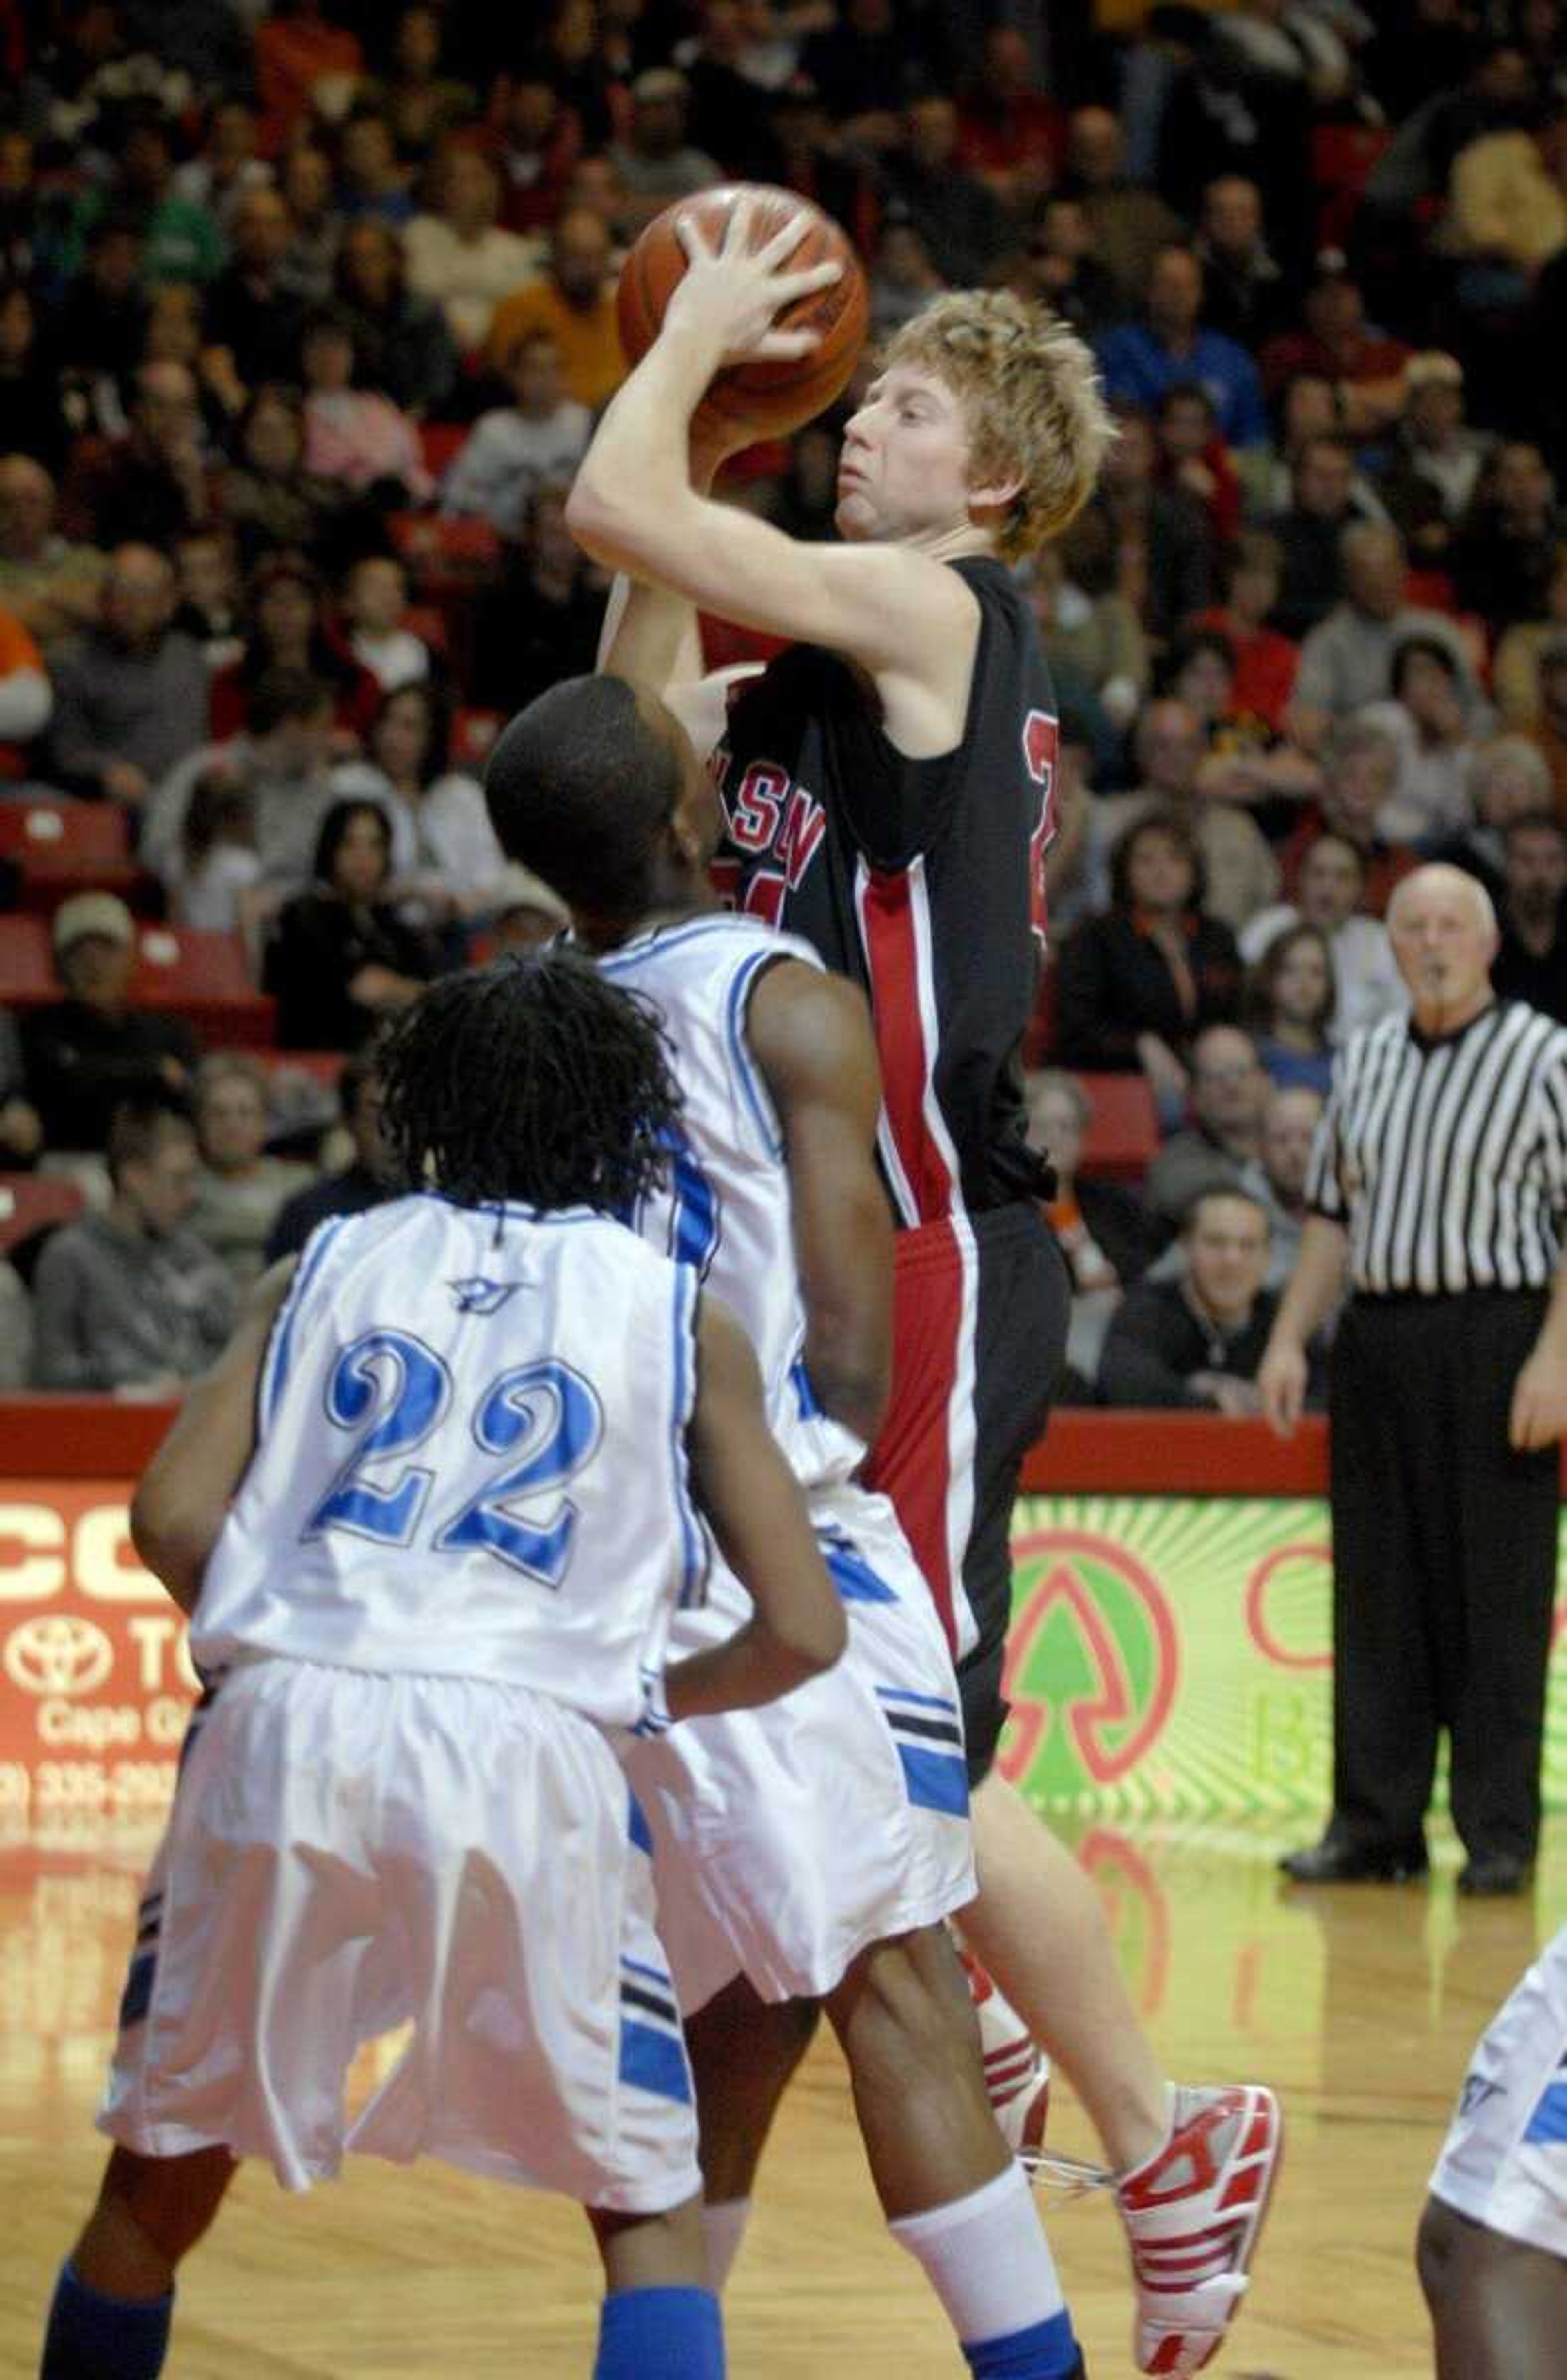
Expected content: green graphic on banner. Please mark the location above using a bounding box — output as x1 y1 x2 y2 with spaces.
1003 1496 1567 1821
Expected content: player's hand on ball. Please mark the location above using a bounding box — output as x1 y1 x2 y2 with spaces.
666 192 843 364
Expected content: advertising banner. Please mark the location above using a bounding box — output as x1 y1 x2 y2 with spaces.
0 1484 198 1830
1003 1495 1567 1819
4 1481 1567 1824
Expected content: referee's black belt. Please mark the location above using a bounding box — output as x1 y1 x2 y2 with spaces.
1350 1285 1549 1308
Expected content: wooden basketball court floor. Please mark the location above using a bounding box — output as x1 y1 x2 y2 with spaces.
2 1807 1560 2379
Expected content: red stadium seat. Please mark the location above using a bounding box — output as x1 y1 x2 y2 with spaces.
16 863 160 920
0 1172 84 1258
129 926 277 1048
0 801 130 866
387 512 502 589
1076 1073 1159 1185
0 912 52 1003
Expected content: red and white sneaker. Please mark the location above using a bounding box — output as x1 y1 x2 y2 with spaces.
959 1950 1052 2172
1114 2083 1283 2376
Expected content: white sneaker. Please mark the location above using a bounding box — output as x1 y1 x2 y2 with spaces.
1114 2083 1283 2376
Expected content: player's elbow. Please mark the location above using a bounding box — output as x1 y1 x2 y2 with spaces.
565 471 639 568
768 1593 848 1690
129 1480 218 1612
808 1352 888 1448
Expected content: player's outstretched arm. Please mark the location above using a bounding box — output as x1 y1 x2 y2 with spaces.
670 1289 846 1720
747 959 892 1446
129 1258 296 1613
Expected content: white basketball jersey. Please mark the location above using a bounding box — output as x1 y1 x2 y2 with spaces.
597 914 864 1491
192 1195 708 1727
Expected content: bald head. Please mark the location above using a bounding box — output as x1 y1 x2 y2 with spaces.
1387 864 1498 1029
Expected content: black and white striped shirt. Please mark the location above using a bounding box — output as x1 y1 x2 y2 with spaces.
1306 1002 1567 1295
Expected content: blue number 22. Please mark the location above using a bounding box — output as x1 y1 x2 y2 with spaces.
306 1332 603 1590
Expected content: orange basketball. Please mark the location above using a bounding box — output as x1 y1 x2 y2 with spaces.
616 183 869 447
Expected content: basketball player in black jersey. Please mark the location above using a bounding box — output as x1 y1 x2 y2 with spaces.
565 197 1281 2376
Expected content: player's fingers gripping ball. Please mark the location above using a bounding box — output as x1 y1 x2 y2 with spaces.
616 181 870 448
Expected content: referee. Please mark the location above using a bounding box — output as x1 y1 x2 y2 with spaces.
1260 863 1567 1897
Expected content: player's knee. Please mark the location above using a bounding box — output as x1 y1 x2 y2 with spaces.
101 2143 234 2266
828 1930 974 2092
1417 2194 1485 2314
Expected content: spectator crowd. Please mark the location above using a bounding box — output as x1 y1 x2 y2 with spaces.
1 0 1566 1404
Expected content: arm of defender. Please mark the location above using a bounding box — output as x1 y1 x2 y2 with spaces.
129 1259 297 1613
746 959 893 1446
667 1291 847 1719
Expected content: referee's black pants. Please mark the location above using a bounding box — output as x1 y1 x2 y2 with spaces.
1327 1290 1559 1867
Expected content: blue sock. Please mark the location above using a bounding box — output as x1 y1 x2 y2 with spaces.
594 2284 724 2380
963 2309 1082 2379
40 2260 173 2380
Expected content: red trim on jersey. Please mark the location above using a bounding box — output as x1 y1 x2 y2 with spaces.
865 1222 966 1650
859 866 954 1225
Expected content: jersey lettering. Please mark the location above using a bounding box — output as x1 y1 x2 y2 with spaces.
726 759 790 853
775 785 826 888
435 1359 604 1587
306 1329 604 1588
1022 708 1059 950
307 1330 451 1546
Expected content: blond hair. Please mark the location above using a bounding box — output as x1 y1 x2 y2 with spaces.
880 291 1115 561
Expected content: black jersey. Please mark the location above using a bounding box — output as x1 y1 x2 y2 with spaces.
712 555 1059 1222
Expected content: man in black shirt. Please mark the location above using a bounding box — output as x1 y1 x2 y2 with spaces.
20 893 196 1153
1491 813 1567 1023
1099 1187 1324 1412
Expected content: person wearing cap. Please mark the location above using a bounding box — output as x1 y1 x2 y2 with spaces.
29 1092 235 1395
18 894 197 1154
1375 352 1493 568
607 70 723 237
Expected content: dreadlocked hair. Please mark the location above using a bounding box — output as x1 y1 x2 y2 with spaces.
375 950 682 1215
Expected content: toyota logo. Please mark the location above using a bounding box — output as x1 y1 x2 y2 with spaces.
4 1613 114 1697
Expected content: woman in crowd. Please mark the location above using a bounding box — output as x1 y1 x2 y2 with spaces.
332 220 456 419
164 759 261 933
209 549 380 744
220 382 357 573
1054 807 1244 1120
264 798 442 1051
330 679 509 924
188 1053 313 1287
1245 921 1336 1096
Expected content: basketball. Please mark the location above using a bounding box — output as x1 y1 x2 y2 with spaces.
616 183 869 448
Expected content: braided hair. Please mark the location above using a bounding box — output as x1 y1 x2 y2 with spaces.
375 950 680 1214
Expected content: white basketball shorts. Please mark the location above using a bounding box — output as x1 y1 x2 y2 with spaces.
1429 1923 1567 2257
625 1479 978 2015
101 1658 702 2214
